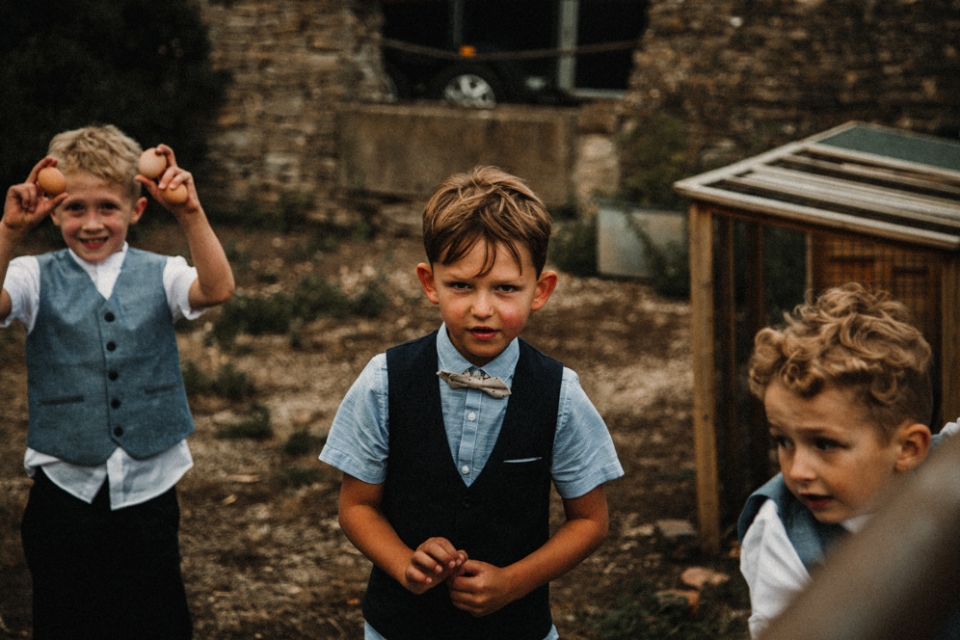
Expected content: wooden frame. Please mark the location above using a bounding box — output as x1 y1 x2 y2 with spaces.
675 122 960 553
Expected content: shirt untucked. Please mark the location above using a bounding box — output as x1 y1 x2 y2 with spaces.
3 244 201 509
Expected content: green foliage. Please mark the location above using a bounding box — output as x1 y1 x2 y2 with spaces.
216 403 273 441
212 274 391 346
550 217 598 277
626 214 690 299
183 360 254 400
350 280 390 319
590 580 748 640
0 1 230 193
280 429 326 457
275 465 326 489
619 113 694 210
210 292 294 347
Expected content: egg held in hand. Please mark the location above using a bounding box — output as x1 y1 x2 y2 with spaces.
37 167 66 196
139 148 168 180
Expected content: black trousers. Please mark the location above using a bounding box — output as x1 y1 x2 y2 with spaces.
20 469 193 640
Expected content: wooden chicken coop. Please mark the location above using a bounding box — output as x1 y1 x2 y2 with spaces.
672 121 960 553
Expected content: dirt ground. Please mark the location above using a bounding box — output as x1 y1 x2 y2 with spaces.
0 220 749 639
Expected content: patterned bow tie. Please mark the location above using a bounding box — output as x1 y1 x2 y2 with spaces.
437 369 512 399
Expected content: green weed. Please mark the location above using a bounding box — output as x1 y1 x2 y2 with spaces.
216 403 273 441
589 580 748 640
280 429 326 457
550 216 598 277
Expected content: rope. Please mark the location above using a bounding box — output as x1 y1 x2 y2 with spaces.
381 37 641 62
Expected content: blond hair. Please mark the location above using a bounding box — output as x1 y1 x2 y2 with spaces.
422 166 552 275
748 283 933 436
48 125 143 200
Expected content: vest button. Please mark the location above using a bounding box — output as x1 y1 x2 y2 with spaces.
111 398 121 409
104 312 115 322
113 427 124 436
106 342 116 351
108 371 119 381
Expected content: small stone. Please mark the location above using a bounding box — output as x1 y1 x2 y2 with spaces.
656 519 697 540
681 566 730 589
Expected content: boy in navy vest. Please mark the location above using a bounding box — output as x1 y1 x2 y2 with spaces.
1 125 234 639
320 166 623 640
736 283 957 638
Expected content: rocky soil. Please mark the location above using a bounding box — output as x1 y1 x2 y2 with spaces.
0 221 749 639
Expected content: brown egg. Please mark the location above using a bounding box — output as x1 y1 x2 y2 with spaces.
139 148 168 180
37 167 66 196
164 183 189 204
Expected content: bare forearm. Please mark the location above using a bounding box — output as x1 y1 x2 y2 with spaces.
502 513 608 601
179 211 234 308
340 502 415 584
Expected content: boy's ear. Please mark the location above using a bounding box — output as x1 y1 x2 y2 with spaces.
130 196 148 225
530 270 558 311
894 422 932 472
416 262 440 305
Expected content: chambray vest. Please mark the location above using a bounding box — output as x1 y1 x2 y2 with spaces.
363 331 562 640
26 248 194 465
738 473 847 571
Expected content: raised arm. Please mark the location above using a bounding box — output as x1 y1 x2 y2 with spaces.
446 484 609 617
1 159 68 320
338 474 466 594
135 144 234 309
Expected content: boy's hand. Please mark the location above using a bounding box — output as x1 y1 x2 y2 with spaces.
403 537 468 595
446 559 516 616
2 158 67 241
135 144 201 216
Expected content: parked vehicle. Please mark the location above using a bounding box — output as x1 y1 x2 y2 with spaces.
381 0 648 107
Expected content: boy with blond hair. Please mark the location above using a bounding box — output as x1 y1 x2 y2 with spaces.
1 125 234 639
737 283 956 638
320 166 623 640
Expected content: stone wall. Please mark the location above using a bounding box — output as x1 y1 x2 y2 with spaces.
198 0 387 220
195 0 960 222
625 0 960 172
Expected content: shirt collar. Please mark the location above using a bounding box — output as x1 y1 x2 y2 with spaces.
66 243 129 276
436 323 519 382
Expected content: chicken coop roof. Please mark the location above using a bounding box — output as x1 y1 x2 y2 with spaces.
674 121 960 250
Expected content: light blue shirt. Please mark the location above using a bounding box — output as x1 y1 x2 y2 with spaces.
320 324 624 498
320 325 624 640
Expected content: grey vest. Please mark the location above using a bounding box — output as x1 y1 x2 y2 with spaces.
26 248 194 465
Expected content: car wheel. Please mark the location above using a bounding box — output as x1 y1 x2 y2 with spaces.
429 64 503 108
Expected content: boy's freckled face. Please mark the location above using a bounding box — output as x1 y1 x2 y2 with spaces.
416 240 557 367
764 381 904 524
50 171 146 264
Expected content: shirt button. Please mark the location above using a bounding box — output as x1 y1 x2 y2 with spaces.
467 412 476 421
108 371 119 381
104 312 115 322
106 342 117 351
113 427 124 437
111 398 121 409
461 465 470 475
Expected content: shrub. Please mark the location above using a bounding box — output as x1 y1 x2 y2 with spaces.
183 360 252 400
0 1 229 200
216 403 273 440
280 429 326 457
275 465 327 489
619 113 693 211
626 214 690 299
550 217 598 277
590 580 747 640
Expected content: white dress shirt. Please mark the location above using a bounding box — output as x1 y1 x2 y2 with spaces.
2 244 201 509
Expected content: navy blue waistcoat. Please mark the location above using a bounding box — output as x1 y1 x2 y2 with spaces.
26 248 194 465
363 331 562 640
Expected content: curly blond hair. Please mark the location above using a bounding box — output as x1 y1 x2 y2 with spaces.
748 283 933 437
47 124 143 201
422 166 551 276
